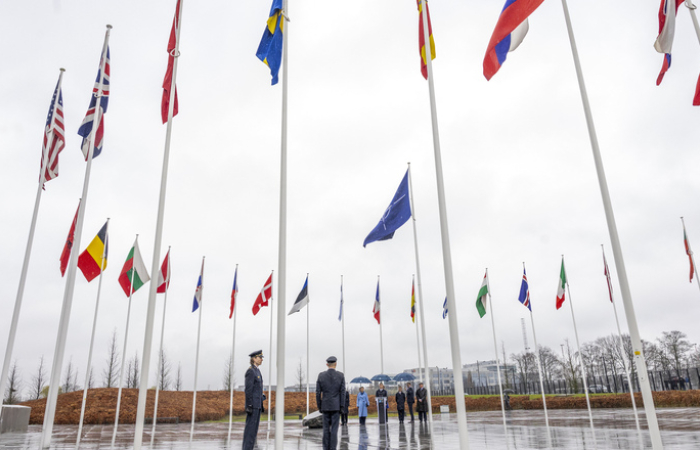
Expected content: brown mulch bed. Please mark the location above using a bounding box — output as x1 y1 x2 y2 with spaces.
19 389 700 425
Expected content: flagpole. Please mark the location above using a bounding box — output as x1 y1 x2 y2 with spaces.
341 275 346 375
151 246 171 446
681 217 700 295
412 275 423 374
306 274 310 417
0 68 65 423
41 27 110 448
75 220 110 449
112 273 136 447
406 163 433 426
684 1 700 45
603 245 643 445
189 257 205 442
485 270 508 443
378 275 384 375
419 2 467 444
560 1 663 447
227 264 238 444
561 256 596 443
133 0 184 445
268 270 274 432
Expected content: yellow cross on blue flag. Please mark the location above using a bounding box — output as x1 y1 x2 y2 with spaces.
256 0 284 85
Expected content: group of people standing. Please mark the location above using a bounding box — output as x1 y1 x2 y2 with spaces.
355 381 429 424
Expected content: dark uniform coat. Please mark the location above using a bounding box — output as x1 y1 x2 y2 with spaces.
395 391 406 411
316 368 346 412
416 386 428 412
244 364 264 410
406 386 415 404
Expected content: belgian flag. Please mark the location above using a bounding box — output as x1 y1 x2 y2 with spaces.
77 221 108 282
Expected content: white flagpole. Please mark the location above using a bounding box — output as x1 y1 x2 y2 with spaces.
151 246 171 446
341 275 346 375
561 257 596 443
418 2 467 444
75 220 110 449
227 264 238 444
133 0 184 446
406 163 433 426
0 68 65 422
268 271 274 432
111 274 137 447
681 217 700 295
603 245 643 445
378 275 384 375
274 0 291 445
41 27 111 448
412 275 423 373
684 1 700 44
306 275 310 417
190 256 205 442
485 270 508 443
560 1 663 447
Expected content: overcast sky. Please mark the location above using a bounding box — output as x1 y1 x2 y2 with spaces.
2 0 700 398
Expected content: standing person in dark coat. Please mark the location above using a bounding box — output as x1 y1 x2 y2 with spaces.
242 350 265 450
416 382 428 423
395 385 406 424
340 388 350 425
316 356 346 450
375 382 388 422
406 382 415 422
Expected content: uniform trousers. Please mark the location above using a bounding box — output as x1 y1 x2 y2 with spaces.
397 408 405 423
407 403 414 421
322 411 341 450
242 408 261 450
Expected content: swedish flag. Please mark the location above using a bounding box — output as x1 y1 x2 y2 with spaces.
256 0 284 85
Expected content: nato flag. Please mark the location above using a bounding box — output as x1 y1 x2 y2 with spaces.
363 171 412 247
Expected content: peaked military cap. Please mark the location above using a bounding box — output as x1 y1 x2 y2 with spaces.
326 356 337 363
249 350 264 358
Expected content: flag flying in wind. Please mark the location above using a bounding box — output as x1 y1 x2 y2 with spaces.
41 76 65 187
288 275 309 315
253 272 273 315
118 238 151 297
373 280 381 324
78 47 110 159
683 223 695 282
60 201 80 276
363 170 412 247
156 250 171 294
518 267 531 311
483 0 545 80
256 0 284 85
338 281 344 321
161 0 181 123
417 0 436 80
192 259 204 312
410 279 416 323
442 297 448 319
77 221 109 282
556 258 567 310
476 271 489 318
230 266 239 319
602 247 614 302
654 0 681 86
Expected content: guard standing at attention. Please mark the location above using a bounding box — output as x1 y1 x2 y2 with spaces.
406 382 415 422
316 356 346 450
242 350 265 450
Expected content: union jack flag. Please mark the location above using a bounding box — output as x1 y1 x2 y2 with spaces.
518 267 531 311
41 75 65 187
78 47 110 159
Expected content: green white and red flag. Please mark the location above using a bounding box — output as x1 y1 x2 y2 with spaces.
556 258 567 310
475 271 489 318
118 237 151 296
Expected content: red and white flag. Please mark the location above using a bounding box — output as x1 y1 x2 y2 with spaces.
252 272 272 316
59 201 80 276
156 249 171 293
683 222 695 282
602 247 614 303
161 0 181 123
373 279 381 324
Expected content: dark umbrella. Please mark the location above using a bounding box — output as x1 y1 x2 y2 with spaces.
371 374 392 382
350 376 371 384
393 372 416 382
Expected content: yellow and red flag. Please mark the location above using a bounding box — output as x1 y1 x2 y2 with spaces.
417 0 436 79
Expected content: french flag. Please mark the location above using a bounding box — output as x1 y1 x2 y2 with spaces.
483 0 545 81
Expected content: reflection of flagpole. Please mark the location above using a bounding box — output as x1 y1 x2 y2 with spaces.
190 257 205 442
484 269 508 444
76 220 110 448
0 68 65 423
151 246 171 446
561 256 596 442
227 264 238 444
560 1 662 447
406 164 432 426
41 27 110 449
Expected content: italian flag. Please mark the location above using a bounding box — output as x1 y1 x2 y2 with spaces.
556 258 567 310
118 238 151 297
475 271 489 318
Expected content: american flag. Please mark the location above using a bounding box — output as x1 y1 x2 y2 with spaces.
41 76 65 187
78 47 110 160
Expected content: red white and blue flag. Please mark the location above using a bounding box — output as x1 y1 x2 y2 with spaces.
483 0 544 80
373 280 381 324
78 47 110 159
156 249 171 294
192 258 204 312
518 267 531 311
229 266 239 318
602 247 614 303
41 76 65 187
654 0 681 85
162 0 181 123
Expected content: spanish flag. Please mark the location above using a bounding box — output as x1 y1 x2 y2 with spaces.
78 221 108 282
418 0 436 80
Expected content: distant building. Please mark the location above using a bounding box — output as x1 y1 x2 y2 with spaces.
402 367 454 395
462 360 518 390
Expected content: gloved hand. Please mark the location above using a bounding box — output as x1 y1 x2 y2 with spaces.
261 404 265 413
246 405 253 415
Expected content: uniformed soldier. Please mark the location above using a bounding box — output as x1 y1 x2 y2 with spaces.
242 350 265 450
406 382 415 422
315 356 346 450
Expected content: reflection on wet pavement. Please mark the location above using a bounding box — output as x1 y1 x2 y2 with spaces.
1 408 699 449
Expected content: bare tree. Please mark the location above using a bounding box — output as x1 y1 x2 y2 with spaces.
63 357 79 393
3 361 22 404
87 368 95 390
175 362 183 391
559 339 581 393
295 358 305 392
126 352 140 389
158 349 171 391
511 351 536 389
30 355 47 400
222 354 234 391
103 328 120 388
658 330 691 373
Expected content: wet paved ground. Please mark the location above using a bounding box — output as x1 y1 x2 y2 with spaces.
1 408 699 449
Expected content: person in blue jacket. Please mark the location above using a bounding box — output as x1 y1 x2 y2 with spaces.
356 386 369 425
242 350 265 450
316 356 346 450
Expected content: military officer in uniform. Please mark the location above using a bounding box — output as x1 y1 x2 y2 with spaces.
316 356 346 450
242 350 265 450
406 382 415 422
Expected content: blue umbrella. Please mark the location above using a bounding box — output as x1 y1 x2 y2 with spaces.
371 374 392 382
350 376 371 384
393 372 416 382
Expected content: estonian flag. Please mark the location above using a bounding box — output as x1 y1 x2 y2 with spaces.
288 275 309 315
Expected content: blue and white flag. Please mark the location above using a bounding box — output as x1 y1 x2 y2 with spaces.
338 281 344 321
288 275 309 315
442 297 448 319
192 258 204 312
363 170 412 247
518 267 531 311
